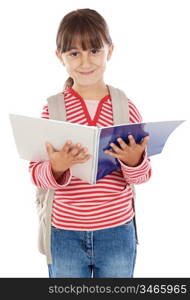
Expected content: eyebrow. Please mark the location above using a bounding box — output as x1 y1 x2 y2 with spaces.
69 47 80 50
68 46 103 51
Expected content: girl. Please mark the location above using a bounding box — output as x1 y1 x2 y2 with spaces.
29 8 151 278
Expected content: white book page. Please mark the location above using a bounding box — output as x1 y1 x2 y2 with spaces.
9 114 97 184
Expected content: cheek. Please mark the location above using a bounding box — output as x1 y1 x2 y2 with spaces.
96 55 107 66
97 63 106 74
93 58 107 73
65 62 78 74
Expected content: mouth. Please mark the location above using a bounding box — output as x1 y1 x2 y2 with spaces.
79 70 95 75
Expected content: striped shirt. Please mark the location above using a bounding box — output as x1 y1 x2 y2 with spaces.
29 86 152 231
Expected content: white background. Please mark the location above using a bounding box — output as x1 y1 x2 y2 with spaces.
0 0 190 277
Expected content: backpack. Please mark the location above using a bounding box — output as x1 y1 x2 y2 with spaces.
35 84 138 264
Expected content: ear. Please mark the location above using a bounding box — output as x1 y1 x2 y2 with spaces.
107 43 114 61
55 50 65 66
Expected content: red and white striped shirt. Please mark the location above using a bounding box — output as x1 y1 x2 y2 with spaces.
29 86 152 231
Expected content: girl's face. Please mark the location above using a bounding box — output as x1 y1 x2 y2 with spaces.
56 40 114 87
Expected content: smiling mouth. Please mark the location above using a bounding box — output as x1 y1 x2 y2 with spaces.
79 70 95 75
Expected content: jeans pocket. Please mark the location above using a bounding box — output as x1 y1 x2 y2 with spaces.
51 225 61 232
123 218 133 226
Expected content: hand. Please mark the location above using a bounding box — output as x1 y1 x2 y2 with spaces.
104 135 150 167
46 140 91 174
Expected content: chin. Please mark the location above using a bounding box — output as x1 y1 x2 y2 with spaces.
76 77 100 86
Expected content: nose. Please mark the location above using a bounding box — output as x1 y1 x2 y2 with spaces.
80 53 91 68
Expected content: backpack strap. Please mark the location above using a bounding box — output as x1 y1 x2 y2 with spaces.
47 93 66 120
107 85 130 124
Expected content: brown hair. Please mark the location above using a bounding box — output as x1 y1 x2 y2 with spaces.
56 8 113 89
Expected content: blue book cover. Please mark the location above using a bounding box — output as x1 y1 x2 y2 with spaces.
95 120 185 183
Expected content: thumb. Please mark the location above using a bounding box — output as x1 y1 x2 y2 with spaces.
46 142 54 155
141 135 150 147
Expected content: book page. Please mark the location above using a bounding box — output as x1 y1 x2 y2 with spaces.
9 114 97 184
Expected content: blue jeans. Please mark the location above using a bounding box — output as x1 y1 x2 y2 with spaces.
48 218 137 278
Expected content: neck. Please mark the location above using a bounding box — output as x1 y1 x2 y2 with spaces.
72 81 109 100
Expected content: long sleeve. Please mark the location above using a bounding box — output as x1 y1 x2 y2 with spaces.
117 99 152 185
28 104 72 189
118 150 152 184
29 160 72 189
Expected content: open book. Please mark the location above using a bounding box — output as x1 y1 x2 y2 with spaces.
9 114 185 184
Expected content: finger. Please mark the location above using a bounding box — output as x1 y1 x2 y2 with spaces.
60 141 72 153
117 137 128 150
70 143 83 156
74 152 91 163
109 142 122 154
61 140 73 153
104 149 118 158
79 154 92 162
128 135 136 146
77 147 88 159
70 146 80 156
141 136 150 148
46 142 54 155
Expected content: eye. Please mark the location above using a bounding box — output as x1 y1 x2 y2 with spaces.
69 51 79 57
91 48 101 54
68 48 101 57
